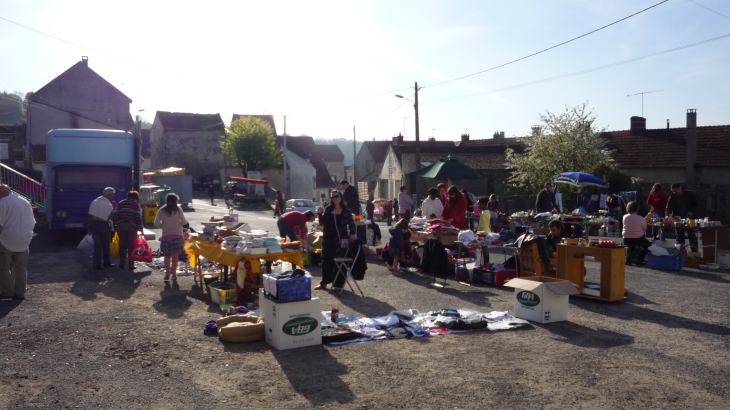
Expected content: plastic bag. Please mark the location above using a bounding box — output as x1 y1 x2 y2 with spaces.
77 234 94 252
648 244 669 256
110 232 120 258
129 237 153 262
458 230 475 243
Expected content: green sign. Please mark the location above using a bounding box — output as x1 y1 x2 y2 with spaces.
282 317 318 336
517 291 540 307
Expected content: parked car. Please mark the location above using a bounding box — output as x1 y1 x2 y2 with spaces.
285 199 318 213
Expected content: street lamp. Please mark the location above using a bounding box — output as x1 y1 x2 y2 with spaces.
395 83 422 192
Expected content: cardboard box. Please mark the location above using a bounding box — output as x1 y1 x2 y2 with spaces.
259 289 321 350
684 256 700 269
504 277 579 324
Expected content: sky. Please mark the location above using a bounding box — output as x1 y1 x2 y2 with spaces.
2 0 729 142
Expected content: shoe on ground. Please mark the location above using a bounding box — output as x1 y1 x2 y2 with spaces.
313 284 328 290
0 294 13 300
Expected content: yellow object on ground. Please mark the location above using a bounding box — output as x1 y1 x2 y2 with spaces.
110 232 119 258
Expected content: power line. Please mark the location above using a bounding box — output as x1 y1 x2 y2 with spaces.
687 0 730 20
0 15 151 68
423 33 730 104
422 0 670 89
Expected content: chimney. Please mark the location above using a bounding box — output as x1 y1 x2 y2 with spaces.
630 116 646 132
82 56 88 66
667 119 670 129
500 131 505 139
392 133 403 145
531 126 541 136
493 130 504 139
460 133 470 142
686 109 697 190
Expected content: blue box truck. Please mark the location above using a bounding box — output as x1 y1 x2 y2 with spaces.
45 129 135 231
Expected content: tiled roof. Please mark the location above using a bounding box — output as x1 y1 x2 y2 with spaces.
419 153 512 171
231 114 277 135
601 125 730 168
392 138 524 164
33 60 132 104
362 140 391 163
275 136 337 188
156 111 224 132
316 144 344 162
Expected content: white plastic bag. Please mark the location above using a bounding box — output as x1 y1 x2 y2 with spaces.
458 230 475 243
648 244 669 256
77 234 94 252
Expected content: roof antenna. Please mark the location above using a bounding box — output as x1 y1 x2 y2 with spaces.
626 90 663 117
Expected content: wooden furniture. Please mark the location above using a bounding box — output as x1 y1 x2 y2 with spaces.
517 243 556 278
700 226 729 264
556 244 626 302
410 230 458 245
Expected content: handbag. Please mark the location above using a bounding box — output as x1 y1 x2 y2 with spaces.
110 232 120 258
129 237 153 262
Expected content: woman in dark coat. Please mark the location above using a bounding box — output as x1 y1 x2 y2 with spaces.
314 189 357 291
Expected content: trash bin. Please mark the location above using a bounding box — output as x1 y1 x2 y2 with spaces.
143 204 158 224
155 185 173 206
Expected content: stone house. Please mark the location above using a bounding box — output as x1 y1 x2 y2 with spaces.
377 133 525 201
601 110 730 222
345 164 355 185
26 56 132 176
150 111 225 178
355 140 390 197
317 144 345 184
261 136 337 201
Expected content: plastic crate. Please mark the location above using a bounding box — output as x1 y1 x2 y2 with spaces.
211 287 237 305
646 254 684 271
263 274 311 303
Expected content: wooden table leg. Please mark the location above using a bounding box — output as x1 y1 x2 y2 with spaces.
600 248 626 301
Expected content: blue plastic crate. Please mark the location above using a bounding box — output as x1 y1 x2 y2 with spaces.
264 274 311 303
646 254 684 271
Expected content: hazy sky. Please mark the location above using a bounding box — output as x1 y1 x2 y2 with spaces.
2 0 729 141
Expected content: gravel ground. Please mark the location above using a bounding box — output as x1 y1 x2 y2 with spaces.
1 195 729 409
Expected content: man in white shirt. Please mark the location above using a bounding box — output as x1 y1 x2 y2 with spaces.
88 187 116 270
0 185 36 300
420 188 444 219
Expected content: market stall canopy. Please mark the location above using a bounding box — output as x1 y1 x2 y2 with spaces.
552 172 608 188
227 175 269 185
409 156 484 181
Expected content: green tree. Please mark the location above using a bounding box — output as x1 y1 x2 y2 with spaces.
221 117 281 174
505 103 614 194
0 91 26 125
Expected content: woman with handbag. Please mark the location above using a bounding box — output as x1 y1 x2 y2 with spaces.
313 189 356 292
154 193 189 281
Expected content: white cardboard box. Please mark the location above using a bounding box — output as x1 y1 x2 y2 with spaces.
259 289 321 350
717 251 730 269
504 277 579 324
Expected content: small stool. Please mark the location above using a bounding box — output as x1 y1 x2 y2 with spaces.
333 257 364 297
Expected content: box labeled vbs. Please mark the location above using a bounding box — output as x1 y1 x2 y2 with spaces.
260 289 321 350
505 277 579 324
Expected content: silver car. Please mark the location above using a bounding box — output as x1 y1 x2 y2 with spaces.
285 199 318 213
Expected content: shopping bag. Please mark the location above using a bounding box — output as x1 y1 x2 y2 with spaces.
77 234 94 252
129 237 153 262
110 232 120 258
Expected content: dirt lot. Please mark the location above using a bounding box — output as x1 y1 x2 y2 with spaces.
2 198 730 409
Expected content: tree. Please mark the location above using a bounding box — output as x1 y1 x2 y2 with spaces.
221 117 282 175
505 103 614 194
0 91 26 125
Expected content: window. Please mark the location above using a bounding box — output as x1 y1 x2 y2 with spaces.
349 175 352 183
56 165 128 193
366 160 371 172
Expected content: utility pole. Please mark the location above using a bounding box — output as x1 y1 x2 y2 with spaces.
282 115 287 200
353 126 357 186
627 90 663 117
412 82 421 192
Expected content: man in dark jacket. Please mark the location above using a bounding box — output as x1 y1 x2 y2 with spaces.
546 220 571 253
666 183 698 250
340 180 361 215
535 182 560 213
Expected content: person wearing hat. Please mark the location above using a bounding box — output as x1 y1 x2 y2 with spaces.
88 187 116 270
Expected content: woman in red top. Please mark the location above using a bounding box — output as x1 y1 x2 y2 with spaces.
646 183 669 217
442 185 467 230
